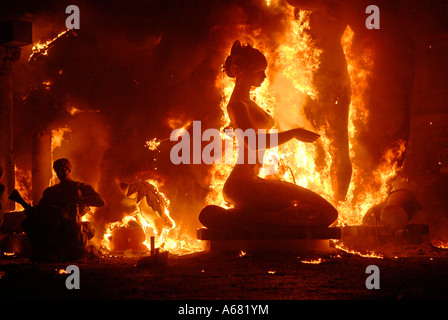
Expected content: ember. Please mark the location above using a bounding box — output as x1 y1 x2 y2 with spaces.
300 258 323 264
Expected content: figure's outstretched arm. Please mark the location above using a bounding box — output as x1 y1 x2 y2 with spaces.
251 128 319 152
268 128 320 146
228 101 319 151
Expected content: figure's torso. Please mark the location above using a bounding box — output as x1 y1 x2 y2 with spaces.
227 98 275 131
226 98 275 177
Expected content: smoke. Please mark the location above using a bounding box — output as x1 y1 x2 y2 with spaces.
3 0 431 240
3 0 294 236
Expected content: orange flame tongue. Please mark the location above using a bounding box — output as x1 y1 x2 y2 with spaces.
101 179 204 256
208 10 405 228
28 29 73 62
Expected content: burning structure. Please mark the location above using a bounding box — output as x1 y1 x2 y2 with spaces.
1 0 448 301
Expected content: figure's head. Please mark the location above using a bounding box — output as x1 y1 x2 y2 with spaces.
53 158 72 182
224 40 267 87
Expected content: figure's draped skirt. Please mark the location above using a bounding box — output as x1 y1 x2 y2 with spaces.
200 165 338 229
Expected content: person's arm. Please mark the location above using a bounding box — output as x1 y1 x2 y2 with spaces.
78 184 105 208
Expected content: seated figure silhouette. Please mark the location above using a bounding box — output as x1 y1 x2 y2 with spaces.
199 41 338 229
22 158 105 262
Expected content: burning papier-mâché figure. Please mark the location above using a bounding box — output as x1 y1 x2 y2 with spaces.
287 0 352 202
21 158 105 262
199 41 338 229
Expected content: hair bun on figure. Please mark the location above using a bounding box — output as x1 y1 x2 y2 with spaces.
224 40 267 78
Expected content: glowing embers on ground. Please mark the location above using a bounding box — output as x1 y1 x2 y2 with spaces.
300 257 323 264
334 241 384 259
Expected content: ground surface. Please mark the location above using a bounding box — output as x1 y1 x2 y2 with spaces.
1 242 448 304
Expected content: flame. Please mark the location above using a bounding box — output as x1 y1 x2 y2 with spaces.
14 165 33 206
3 252 15 257
51 126 71 153
50 126 72 185
101 179 204 256
145 138 162 151
67 105 83 116
207 10 406 233
42 81 53 90
335 242 384 259
145 120 192 152
300 258 323 264
431 239 448 249
207 8 324 209
28 29 71 62
26 8 406 259
337 25 404 225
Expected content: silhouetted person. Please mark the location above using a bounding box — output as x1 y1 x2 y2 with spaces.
37 158 105 218
22 158 105 262
199 41 337 229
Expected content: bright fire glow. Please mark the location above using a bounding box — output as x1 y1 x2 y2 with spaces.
15 165 33 206
207 8 406 230
431 239 448 249
145 121 192 151
300 258 323 264
238 250 247 257
335 242 384 259
101 179 204 256
17 6 408 260
28 29 71 62
145 138 162 151
50 126 72 185
67 105 83 116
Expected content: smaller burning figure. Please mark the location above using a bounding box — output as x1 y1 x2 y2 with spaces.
12 158 105 262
